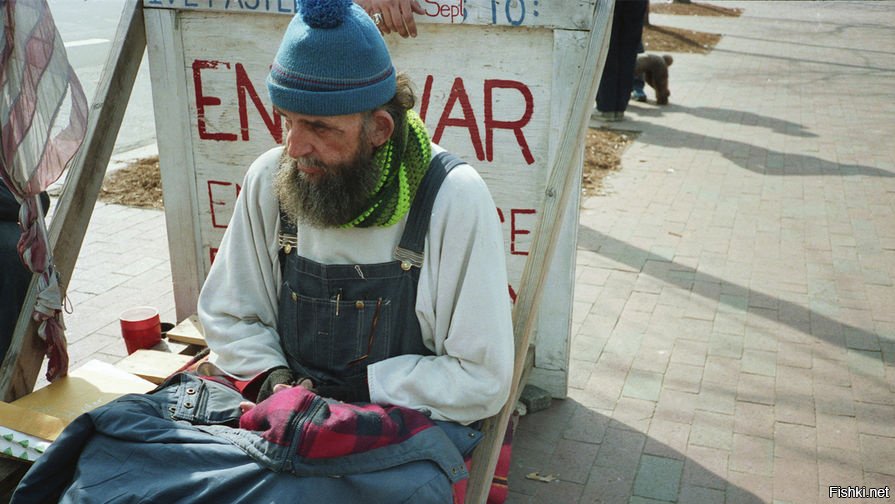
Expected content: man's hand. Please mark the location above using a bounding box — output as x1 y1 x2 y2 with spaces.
356 0 425 38
256 366 316 402
240 381 313 414
256 366 294 403
240 374 371 413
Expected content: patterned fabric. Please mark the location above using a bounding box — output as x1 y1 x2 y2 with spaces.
344 109 432 228
0 0 87 380
239 384 436 460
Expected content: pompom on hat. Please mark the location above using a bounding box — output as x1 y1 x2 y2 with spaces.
267 0 396 116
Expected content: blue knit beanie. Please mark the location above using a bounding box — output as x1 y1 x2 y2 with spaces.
267 0 396 116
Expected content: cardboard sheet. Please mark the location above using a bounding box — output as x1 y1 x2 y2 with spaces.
9 360 155 426
0 402 64 442
115 350 193 384
0 360 155 461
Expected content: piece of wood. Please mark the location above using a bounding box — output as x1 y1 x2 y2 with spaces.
144 8 206 323
11 360 155 425
115 350 193 384
525 472 558 483
464 1 614 502
159 338 191 355
142 0 597 30
527 28 593 398
527 366 569 399
165 315 207 347
0 1 147 402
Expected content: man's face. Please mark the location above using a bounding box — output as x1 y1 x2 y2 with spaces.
274 109 381 227
278 108 371 173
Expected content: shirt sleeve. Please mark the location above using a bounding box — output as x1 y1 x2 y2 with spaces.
367 163 515 425
198 148 288 380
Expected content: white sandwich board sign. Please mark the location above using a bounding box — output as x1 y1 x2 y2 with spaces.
144 0 600 398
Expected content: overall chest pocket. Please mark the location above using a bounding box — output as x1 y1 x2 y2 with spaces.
280 281 393 382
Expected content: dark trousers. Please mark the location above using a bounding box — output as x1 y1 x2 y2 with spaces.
1 187 49 360
1 220 30 360
596 0 649 113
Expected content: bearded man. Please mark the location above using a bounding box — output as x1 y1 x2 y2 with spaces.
11 2 513 501
197 0 514 427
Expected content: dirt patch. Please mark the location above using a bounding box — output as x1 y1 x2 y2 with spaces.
644 24 721 54
582 129 638 197
649 2 742 17
643 1 730 54
98 156 164 209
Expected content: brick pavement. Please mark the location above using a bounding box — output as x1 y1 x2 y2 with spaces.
508 2 895 503
39 2 894 502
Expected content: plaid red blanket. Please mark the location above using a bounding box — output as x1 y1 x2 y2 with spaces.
239 385 436 459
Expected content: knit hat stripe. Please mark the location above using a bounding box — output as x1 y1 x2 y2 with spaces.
268 73 397 116
270 63 395 91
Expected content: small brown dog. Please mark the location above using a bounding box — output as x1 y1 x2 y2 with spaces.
634 54 673 105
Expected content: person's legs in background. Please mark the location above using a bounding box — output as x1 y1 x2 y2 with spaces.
631 77 647 102
0 187 47 362
596 0 648 121
632 41 647 102
613 0 648 118
0 220 31 360
595 9 623 120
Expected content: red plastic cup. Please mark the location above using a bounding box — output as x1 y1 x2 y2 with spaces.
120 306 162 354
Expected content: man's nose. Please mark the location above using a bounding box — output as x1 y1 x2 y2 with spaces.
285 127 313 158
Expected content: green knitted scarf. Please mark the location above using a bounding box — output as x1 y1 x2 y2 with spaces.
342 110 432 228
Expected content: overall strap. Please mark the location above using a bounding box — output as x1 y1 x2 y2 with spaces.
393 151 465 269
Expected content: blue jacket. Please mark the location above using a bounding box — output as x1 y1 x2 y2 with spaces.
12 373 481 503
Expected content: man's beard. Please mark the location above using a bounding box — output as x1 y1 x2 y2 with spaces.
274 136 381 228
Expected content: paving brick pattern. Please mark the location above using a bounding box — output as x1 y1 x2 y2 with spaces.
35 1 894 503
509 2 895 502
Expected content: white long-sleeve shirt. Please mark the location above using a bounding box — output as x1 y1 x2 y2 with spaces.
198 144 514 424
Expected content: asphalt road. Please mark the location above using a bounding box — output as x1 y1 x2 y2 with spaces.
49 0 156 155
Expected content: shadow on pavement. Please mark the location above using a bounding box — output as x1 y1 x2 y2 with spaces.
710 47 895 74
627 120 894 178
576 224 885 355
672 105 817 138
507 398 764 503
616 104 817 138
722 33 895 57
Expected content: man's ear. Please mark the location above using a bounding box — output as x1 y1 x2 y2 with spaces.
367 109 395 148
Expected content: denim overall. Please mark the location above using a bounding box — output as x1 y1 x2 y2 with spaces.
276 152 464 393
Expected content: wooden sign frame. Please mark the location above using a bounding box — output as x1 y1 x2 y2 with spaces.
143 0 602 401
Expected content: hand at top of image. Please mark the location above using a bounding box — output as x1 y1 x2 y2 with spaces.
355 0 425 38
